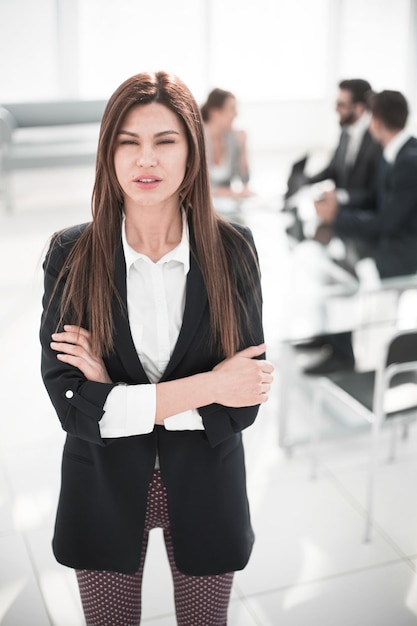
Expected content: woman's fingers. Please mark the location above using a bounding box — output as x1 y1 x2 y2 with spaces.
50 325 112 383
63 324 90 335
212 345 275 407
235 344 266 359
51 327 91 349
50 340 88 356
50 338 96 370
51 326 94 360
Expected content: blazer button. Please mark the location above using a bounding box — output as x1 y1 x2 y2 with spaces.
65 390 74 399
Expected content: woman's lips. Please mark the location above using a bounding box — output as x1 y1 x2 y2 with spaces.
132 176 162 189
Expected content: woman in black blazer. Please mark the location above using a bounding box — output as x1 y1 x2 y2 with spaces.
40 71 273 626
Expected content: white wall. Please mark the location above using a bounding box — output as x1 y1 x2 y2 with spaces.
0 0 416 160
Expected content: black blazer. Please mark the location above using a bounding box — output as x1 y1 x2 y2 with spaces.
335 136 417 278
40 221 264 576
307 129 382 205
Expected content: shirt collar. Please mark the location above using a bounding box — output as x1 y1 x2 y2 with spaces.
383 128 411 164
122 210 190 275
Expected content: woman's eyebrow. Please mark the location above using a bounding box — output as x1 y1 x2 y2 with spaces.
154 130 180 137
117 129 180 138
118 130 138 137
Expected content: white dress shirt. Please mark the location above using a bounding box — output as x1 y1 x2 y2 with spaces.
336 111 372 204
383 128 411 164
99 213 204 438
344 110 371 167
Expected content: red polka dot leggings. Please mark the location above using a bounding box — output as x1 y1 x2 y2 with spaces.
76 470 234 625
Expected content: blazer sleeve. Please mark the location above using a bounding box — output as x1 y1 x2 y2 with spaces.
335 155 417 239
305 144 339 186
198 226 265 447
39 228 117 446
305 162 334 186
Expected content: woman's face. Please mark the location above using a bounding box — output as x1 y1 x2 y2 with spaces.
211 96 237 131
114 102 189 213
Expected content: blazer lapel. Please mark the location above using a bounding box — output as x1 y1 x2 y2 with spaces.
112 241 150 382
110 230 208 382
161 248 208 381
349 130 371 178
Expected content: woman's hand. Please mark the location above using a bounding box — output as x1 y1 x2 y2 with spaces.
211 344 274 407
154 344 274 424
50 325 112 383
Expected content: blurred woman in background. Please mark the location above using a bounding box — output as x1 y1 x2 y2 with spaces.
201 88 253 203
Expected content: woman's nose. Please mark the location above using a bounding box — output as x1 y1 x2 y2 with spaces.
136 146 157 167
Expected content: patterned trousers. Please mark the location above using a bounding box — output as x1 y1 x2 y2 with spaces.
76 470 234 625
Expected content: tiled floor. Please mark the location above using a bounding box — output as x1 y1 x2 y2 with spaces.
1 160 417 625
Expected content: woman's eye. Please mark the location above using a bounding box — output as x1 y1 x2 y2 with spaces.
157 139 175 145
120 140 137 146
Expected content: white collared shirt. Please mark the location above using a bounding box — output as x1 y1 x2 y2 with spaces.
99 213 204 438
344 110 372 167
383 128 411 164
336 111 372 204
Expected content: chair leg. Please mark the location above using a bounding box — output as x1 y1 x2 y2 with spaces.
277 347 291 450
365 415 382 542
310 383 323 480
0 171 13 212
388 423 398 462
402 422 410 440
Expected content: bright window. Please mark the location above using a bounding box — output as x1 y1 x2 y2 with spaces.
208 0 331 101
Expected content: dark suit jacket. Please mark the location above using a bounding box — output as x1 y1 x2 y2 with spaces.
307 128 382 205
335 136 417 278
40 221 264 576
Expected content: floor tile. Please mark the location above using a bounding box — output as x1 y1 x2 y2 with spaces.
0 463 15 536
140 528 176 620
2 442 63 533
243 560 417 626
227 597 260 625
25 526 85 626
235 475 401 597
327 455 417 556
319 418 417 469
0 533 51 625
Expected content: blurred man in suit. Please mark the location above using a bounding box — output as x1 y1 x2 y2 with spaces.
306 78 382 206
317 90 417 278
289 79 382 351
284 79 382 246
307 90 417 375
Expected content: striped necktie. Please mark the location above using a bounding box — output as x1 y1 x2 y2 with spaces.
336 128 350 187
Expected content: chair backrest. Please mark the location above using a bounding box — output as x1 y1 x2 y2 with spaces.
0 105 16 143
386 330 417 366
0 100 106 128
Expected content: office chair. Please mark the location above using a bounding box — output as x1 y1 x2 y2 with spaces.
310 329 417 542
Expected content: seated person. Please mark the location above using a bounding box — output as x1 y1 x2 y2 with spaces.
284 79 382 243
317 90 417 278
200 88 253 202
306 78 382 206
305 90 417 375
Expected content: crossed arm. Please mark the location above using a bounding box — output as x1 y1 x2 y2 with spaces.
50 325 274 426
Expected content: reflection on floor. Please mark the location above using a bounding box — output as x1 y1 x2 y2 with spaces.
1 163 417 625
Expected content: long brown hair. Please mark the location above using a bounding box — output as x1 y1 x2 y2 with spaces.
52 71 260 358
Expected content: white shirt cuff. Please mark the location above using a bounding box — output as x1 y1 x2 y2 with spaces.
164 409 204 431
100 384 156 438
336 188 350 204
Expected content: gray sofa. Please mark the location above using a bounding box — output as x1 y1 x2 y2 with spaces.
0 99 107 210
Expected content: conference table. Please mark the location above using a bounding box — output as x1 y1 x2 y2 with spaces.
270 187 417 450
215 189 417 450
